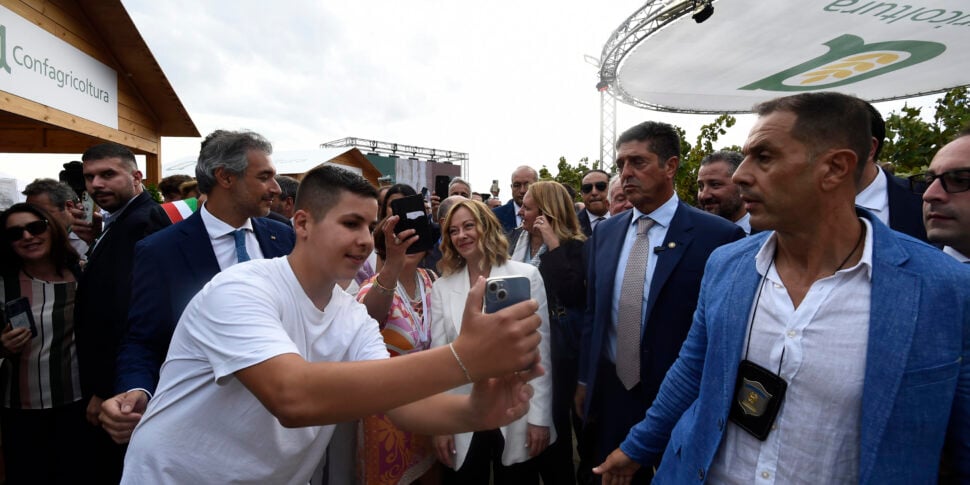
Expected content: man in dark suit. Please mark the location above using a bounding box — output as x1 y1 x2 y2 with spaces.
493 165 538 234
696 150 752 235
578 169 611 237
98 130 295 444
73 142 172 482
855 102 928 241
576 121 744 482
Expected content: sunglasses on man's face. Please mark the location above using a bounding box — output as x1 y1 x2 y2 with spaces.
4 219 49 241
908 168 970 194
581 181 609 194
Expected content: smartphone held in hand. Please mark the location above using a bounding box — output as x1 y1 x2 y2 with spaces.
483 276 530 313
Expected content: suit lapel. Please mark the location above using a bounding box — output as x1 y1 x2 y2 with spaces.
447 267 471 337
177 212 221 284
646 202 694 317
253 218 283 258
598 212 631 296
858 221 919 484
719 247 763 404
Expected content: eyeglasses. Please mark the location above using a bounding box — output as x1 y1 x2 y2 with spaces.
908 168 970 194
581 181 608 194
4 219 49 241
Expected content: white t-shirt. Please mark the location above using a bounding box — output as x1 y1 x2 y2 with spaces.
122 257 389 485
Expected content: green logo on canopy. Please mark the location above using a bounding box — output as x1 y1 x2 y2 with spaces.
741 34 945 92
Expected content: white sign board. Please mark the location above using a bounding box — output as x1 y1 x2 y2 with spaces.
0 5 118 128
614 0 970 112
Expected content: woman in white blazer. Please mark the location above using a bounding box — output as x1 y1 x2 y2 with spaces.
430 199 554 485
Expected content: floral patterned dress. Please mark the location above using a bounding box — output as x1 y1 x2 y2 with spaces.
355 269 436 484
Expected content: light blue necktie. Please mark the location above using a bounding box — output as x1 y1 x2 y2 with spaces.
233 229 251 263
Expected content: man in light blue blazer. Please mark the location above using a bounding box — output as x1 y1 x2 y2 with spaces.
594 92 969 484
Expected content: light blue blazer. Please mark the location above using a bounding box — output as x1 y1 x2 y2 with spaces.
619 212 970 484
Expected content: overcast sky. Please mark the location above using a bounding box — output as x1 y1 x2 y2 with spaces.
1 0 938 198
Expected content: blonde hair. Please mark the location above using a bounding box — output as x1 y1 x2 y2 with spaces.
527 181 586 243
439 200 509 276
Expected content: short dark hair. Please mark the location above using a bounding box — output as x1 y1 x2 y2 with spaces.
1 203 79 277
295 165 377 221
82 143 138 171
22 178 78 208
196 130 273 194
865 102 886 162
158 175 194 200
615 121 681 164
275 175 300 201
700 150 744 173
753 92 871 183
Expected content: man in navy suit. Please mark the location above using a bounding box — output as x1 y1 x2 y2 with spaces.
99 130 295 443
855 102 928 241
576 121 744 482
493 165 538 234
594 93 969 484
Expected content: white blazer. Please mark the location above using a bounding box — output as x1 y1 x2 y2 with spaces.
430 260 556 469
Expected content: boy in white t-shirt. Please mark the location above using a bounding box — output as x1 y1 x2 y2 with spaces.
121 165 544 484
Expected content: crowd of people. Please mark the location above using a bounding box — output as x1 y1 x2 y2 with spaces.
0 91 967 484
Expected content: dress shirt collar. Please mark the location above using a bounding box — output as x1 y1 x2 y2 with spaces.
629 193 678 230
201 203 254 239
755 217 874 281
101 193 140 229
855 166 890 224
943 246 969 263
734 212 752 235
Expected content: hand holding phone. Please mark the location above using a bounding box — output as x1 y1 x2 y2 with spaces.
389 195 434 254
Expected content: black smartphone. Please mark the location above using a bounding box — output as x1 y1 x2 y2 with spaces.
389 195 434 254
483 276 531 313
4 297 37 338
434 175 451 200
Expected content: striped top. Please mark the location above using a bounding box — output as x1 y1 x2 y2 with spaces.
1 272 83 409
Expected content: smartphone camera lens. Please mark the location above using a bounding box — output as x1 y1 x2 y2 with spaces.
488 282 499 292
496 289 508 301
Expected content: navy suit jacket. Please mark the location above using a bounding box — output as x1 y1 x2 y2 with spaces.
115 211 294 394
619 213 970 484
579 201 745 420
493 199 517 234
74 192 171 399
885 170 928 242
577 208 594 238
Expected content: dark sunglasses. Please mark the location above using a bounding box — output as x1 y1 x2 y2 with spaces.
908 168 970 194
581 181 609 194
4 219 49 241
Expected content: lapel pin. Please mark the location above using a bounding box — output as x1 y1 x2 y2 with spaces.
271 235 277 240
667 242 676 249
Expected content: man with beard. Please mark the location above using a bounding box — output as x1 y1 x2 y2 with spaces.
696 150 751 235
578 169 611 237
73 142 171 482
99 130 295 445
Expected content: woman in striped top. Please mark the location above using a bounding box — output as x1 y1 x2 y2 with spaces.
1 203 85 484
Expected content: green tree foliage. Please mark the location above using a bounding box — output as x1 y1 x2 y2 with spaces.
883 86 970 175
538 156 593 201
675 114 738 205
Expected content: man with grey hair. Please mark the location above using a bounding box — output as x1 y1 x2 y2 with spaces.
448 177 472 198
22 178 89 258
696 150 751 234
100 130 295 445
493 165 538 234
607 175 632 216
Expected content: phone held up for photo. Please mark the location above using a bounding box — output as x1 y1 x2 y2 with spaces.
483 276 530 314
4 297 37 338
389 194 434 254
